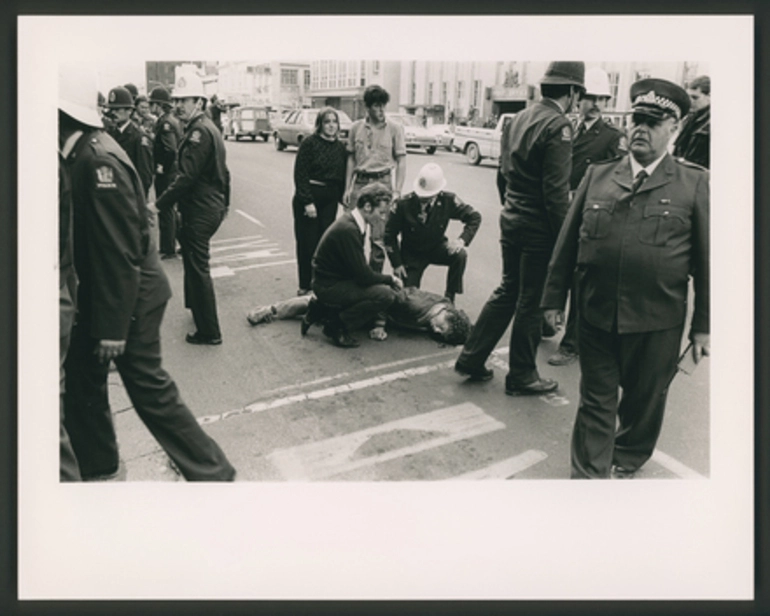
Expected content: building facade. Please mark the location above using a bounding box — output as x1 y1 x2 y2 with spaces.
216 61 311 111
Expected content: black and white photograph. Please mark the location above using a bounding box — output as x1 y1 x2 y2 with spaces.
16 13 754 603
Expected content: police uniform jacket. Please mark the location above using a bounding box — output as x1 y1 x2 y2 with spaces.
153 111 183 179
570 119 626 190
383 191 481 268
108 120 154 196
673 106 710 169
66 129 172 341
541 153 709 337
155 112 230 214
500 98 573 244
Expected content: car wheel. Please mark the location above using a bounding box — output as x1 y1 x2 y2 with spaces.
466 142 481 165
275 135 286 151
426 146 436 155
234 133 240 142
251 135 256 141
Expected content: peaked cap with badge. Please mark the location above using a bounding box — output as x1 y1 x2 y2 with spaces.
630 78 691 121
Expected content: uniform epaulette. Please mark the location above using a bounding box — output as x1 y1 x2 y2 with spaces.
594 154 624 166
674 156 707 172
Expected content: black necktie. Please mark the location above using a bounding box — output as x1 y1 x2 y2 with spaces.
631 170 648 195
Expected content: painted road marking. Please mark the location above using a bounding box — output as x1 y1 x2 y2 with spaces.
208 234 292 278
450 450 548 480
211 238 273 253
266 403 506 480
651 450 706 479
211 234 264 245
235 209 265 227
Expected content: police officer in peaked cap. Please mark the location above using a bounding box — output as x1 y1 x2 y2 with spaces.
105 85 154 197
542 77 709 479
456 61 584 396
149 85 184 259
151 73 231 345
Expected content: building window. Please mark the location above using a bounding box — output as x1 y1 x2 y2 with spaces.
410 82 416 105
373 61 380 75
457 81 464 104
304 70 311 88
607 71 620 110
428 82 433 105
442 81 448 106
281 69 298 86
473 80 481 107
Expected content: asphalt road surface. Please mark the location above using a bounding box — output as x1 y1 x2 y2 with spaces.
110 137 710 481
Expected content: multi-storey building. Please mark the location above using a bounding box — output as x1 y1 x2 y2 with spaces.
309 60 402 120
216 61 311 110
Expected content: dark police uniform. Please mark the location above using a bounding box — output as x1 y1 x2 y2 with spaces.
63 128 235 481
384 191 481 299
153 110 184 256
457 98 572 388
542 154 709 478
570 118 627 190
155 112 231 341
109 120 154 198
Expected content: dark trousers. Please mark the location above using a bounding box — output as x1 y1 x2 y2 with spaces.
350 171 392 273
60 280 81 482
178 205 226 339
313 280 396 332
156 174 179 255
402 242 467 298
457 228 551 386
293 184 340 291
570 317 683 479
63 303 236 481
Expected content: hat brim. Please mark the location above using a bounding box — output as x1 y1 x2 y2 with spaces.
540 76 585 88
59 101 103 128
413 177 447 198
632 105 677 120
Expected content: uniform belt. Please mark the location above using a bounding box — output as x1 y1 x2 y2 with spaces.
356 169 391 180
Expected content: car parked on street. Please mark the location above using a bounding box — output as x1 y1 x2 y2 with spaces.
273 108 353 150
224 105 272 142
426 123 455 151
453 113 517 165
386 113 440 154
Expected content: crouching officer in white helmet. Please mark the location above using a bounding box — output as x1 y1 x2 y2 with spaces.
59 65 236 481
149 85 184 259
384 162 481 304
150 73 231 345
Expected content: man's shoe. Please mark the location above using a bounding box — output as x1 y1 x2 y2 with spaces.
610 465 637 479
454 360 494 382
160 252 177 260
185 332 223 345
541 321 558 338
332 330 359 348
548 348 578 366
505 377 558 396
247 306 276 326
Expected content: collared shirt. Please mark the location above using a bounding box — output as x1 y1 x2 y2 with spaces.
117 120 131 134
351 207 367 235
347 116 407 174
629 151 667 179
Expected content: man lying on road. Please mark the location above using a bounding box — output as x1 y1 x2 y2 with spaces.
246 286 471 346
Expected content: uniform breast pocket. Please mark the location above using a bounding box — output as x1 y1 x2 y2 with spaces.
638 204 690 246
580 200 615 239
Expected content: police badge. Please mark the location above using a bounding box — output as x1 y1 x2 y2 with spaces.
95 165 116 189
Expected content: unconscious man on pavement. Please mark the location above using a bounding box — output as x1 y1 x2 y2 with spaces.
246 286 472 347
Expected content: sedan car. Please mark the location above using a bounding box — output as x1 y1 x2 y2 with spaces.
273 108 353 150
386 113 440 154
426 123 455 151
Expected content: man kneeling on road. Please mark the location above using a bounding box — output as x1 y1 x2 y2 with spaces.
384 162 481 304
309 183 404 348
246 286 472 346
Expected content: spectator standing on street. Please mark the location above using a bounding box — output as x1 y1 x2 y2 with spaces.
105 86 154 198
134 94 157 138
384 162 481 303
548 66 627 368
151 73 231 346
207 94 225 133
311 183 404 348
292 107 348 296
344 85 407 340
673 75 710 169
149 85 184 259
59 66 236 481
454 61 585 396
541 78 709 479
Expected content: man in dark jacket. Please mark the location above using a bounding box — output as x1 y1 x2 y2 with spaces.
548 66 627 367
455 61 584 396
542 78 710 479
311 183 404 348
384 163 481 303
105 86 154 197
152 73 231 345
149 86 184 259
673 75 710 169
59 68 235 481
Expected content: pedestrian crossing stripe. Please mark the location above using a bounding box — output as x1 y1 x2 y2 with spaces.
449 450 548 479
266 403 505 480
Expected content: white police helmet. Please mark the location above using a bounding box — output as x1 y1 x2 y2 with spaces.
584 67 612 98
413 163 448 198
172 73 207 100
59 64 103 128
